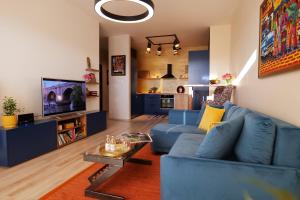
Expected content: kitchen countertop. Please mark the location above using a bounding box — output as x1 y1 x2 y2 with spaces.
137 93 189 95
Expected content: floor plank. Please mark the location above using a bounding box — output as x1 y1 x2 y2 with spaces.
0 116 166 200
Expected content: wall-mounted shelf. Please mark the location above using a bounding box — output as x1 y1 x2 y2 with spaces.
87 95 99 98
86 81 99 85
86 68 99 72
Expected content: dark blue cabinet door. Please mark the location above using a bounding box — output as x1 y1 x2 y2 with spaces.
6 121 57 166
87 111 107 136
132 94 144 116
188 50 210 85
136 94 144 115
144 94 161 115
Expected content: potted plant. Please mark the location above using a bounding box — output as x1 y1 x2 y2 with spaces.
222 73 233 85
1 97 19 128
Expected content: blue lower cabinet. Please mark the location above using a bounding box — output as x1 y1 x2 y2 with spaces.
144 94 173 115
131 94 144 116
144 94 161 115
0 120 57 167
87 111 107 136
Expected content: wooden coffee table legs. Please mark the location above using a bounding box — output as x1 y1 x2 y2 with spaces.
85 158 152 200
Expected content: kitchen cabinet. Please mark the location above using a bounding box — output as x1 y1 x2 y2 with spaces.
144 94 161 115
132 94 144 116
188 50 210 85
175 94 189 110
188 50 209 110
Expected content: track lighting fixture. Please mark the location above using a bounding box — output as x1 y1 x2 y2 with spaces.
146 42 151 53
145 34 181 56
174 38 180 49
173 45 178 55
157 45 162 56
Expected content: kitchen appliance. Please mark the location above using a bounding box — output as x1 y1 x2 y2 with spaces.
161 64 176 79
160 94 174 109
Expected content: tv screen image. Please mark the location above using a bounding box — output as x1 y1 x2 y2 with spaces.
42 78 86 116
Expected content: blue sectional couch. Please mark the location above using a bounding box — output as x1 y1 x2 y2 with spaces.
150 102 300 200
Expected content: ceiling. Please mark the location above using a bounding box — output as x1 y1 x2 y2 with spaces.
73 0 240 50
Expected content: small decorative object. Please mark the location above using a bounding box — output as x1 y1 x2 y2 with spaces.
209 79 220 85
259 0 300 77
111 55 126 76
57 124 63 131
222 73 233 85
149 87 158 93
177 86 185 93
86 57 91 69
1 97 20 129
83 73 96 83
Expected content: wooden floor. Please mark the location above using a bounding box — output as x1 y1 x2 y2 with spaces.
0 116 166 200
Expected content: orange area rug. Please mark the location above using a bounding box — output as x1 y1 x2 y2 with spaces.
40 144 160 200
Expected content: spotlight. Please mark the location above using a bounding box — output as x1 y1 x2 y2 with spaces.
146 41 151 53
157 45 162 56
174 38 180 49
173 45 178 55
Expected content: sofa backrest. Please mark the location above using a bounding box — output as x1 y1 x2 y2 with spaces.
226 103 300 168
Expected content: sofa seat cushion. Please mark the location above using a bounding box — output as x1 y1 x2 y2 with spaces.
235 113 276 165
169 134 205 157
195 116 244 159
151 124 205 153
273 127 300 168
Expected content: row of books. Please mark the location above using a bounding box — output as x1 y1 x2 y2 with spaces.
57 129 85 146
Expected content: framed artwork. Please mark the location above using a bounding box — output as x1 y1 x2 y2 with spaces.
259 0 300 78
111 55 126 76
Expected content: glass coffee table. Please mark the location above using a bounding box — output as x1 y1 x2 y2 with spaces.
83 142 152 200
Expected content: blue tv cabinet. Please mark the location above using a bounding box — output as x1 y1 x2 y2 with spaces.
0 111 106 167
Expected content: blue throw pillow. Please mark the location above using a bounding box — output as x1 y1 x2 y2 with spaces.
226 106 251 120
223 101 235 121
234 113 275 165
273 127 300 168
195 116 244 159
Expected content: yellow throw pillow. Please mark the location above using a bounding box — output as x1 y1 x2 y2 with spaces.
207 122 223 133
199 106 225 132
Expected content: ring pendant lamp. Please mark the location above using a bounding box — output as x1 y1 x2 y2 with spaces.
95 0 154 23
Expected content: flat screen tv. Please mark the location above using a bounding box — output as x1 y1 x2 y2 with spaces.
42 78 86 116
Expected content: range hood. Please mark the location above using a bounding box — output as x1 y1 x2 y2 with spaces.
161 64 176 79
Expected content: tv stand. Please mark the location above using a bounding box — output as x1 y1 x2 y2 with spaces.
0 111 106 167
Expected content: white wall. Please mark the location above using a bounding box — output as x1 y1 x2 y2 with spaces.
230 0 300 126
0 0 99 117
108 35 131 120
210 25 231 79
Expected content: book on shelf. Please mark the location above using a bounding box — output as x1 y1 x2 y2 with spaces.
120 132 153 144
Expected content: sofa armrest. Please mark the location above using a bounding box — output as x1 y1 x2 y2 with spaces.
168 110 200 126
161 155 300 200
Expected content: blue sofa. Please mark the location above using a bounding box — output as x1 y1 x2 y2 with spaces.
151 102 300 200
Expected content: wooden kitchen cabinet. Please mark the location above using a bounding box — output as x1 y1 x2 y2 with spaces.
175 94 190 110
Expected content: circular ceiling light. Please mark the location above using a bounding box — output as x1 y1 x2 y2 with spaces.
95 0 154 24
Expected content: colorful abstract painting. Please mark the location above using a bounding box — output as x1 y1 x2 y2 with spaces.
259 0 300 77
